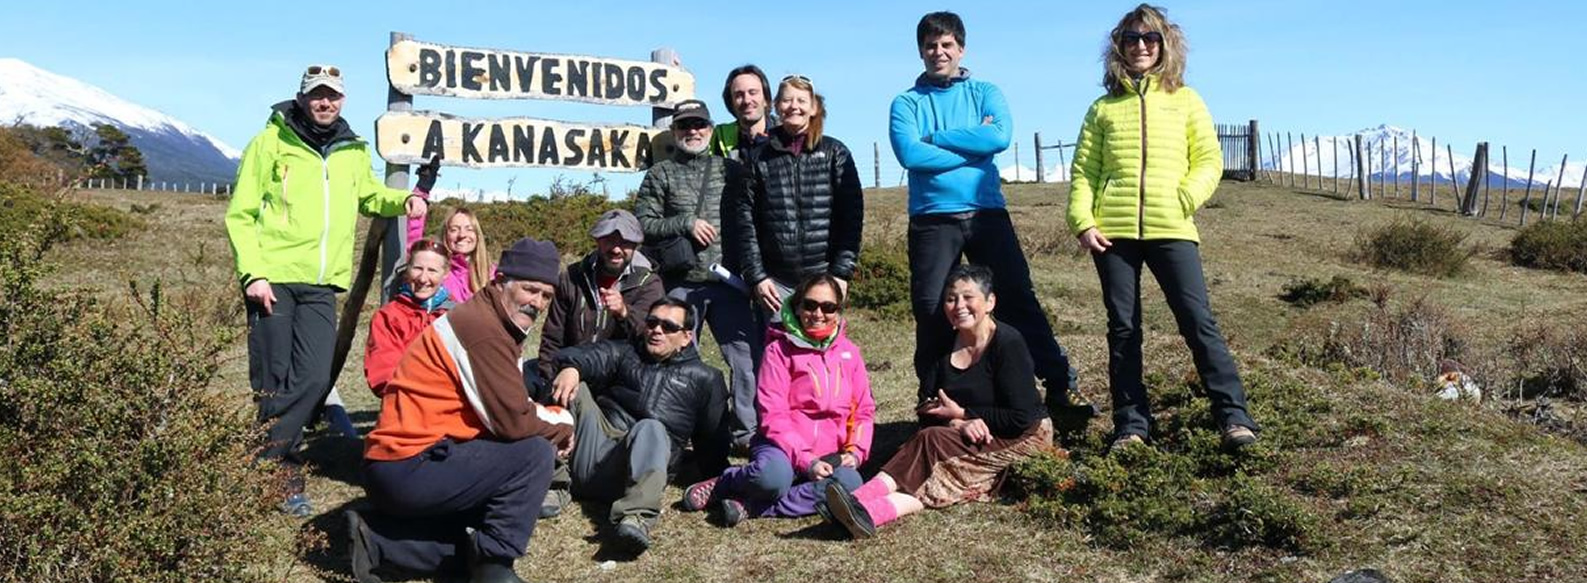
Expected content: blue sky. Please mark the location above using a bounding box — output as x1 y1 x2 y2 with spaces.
3 0 1580 195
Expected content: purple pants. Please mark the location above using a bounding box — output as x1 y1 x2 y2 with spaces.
715 439 862 518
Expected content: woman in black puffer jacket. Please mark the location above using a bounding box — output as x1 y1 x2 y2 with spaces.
730 74 864 315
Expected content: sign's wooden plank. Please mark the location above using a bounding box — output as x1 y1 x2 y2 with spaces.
387 39 695 106
376 111 673 172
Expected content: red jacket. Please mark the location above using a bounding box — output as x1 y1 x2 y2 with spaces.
364 294 447 398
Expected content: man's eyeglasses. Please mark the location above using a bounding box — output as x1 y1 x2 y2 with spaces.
645 316 686 334
798 299 841 315
1120 31 1163 47
306 65 342 77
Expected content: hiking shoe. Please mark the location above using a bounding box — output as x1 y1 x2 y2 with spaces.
822 481 875 540
539 488 570 520
1222 425 1257 450
1109 433 1146 452
325 404 361 439
614 515 652 554
345 510 380 583
1047 387 1100 419
719 498 748 528
282 492 314 518
682 477 719 512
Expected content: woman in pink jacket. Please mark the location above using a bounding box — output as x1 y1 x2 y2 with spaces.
408 206 494 303
681 274 875 526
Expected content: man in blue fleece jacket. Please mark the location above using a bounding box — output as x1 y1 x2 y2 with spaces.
888 11 1094 420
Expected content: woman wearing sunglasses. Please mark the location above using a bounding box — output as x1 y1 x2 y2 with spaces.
822 265 1051 539
364 238 453 398
729 75 864 317
681 273 874 526
1066 4 1259 451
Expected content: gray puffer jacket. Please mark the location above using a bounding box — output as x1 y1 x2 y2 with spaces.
633 150 746 283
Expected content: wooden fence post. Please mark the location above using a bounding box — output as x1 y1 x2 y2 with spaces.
1519 149 1537 226
1551 154 1569 220
1430 136 1440 207
1481 147 1492 217
1354 134 1368 200
1446 144 1459 213
1500 146 1511 221
1575 164 1586 220
1286 132 1296 187
1331 137 1339 194
873 142 881 188
1247 120 1260 183
1300 133 1310 189
1461 143 1487 216
1410 131 1420 202
1393 134 1400 198
1034 133 1046 183
1365 140 1374 198
1268 133 1280 184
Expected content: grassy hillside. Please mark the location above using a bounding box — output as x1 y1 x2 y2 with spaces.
35 178 1587 583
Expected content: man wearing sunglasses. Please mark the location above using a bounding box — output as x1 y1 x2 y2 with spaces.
545 298 729 554
634 99 760 455
888 12 1095 424
225 64 436 518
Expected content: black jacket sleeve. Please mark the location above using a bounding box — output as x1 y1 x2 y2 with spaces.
826 140 864 280
553 339 627 394
962 326 1043 438
731 159 769 284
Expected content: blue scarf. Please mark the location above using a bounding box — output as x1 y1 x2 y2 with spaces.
399 283 450 312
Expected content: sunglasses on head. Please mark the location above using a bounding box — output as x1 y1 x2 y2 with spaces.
645 315 686 334
799 299 841 315
306 65 342 77
780 74 814 89
1120 31 1163 47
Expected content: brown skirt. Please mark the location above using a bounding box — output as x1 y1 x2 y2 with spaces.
880 418 1054 508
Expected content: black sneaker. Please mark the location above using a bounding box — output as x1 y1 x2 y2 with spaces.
345 510 380 583
822 481 875 540
615 515 652 554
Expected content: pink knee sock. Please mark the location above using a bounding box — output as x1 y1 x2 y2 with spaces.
852 478 891 501
859 495 898 527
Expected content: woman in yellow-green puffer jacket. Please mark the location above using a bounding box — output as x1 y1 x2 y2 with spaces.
1066 3 1259 452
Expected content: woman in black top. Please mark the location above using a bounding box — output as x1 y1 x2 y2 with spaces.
821 265 1052 540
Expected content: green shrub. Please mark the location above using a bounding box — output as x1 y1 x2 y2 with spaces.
1510 219 1587 274
849 244 911 318
1269 291 1467 384
1278 275 1368 308
1207 473 1318 551
0 183 142 242
1504 318 1587 400
0 202 296 581
1351 218 1472 277
427 192 628 260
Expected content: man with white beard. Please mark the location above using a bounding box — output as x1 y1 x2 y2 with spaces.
634 99 759 453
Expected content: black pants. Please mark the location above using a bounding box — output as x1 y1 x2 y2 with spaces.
1092 239 1258 437
908 209 1078 394
246 283 336 473
361 437 555 573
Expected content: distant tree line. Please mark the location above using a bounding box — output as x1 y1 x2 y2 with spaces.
3 122 147 183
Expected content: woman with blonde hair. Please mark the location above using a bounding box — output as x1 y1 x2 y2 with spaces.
728 74 864 318
408 206 494 303
1066 4 1258 451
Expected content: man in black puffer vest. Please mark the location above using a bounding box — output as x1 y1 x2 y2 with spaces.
546 297 729 554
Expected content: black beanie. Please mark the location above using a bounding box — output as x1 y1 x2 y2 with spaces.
497 238 561 285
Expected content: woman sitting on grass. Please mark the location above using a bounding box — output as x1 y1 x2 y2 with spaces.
823 265 1052 539
364 238 452 398
681 273 875 526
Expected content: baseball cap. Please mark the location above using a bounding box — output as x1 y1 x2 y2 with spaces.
671 99 711 125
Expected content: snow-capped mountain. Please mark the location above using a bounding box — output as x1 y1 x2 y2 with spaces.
1267 125 1582 189
998 162 1070 183
0 58 239 184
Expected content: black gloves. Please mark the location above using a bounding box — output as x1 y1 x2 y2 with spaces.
415 153 442 193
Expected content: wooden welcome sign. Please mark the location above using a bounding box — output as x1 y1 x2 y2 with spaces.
376 37 693 172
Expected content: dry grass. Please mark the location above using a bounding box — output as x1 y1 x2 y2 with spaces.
38 182 1587 583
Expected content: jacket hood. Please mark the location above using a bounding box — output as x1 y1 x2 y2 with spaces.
270 100 359 148
914 66 973 89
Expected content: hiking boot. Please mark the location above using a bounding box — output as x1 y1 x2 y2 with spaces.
325 404 361 439
539 488 570 520
812 479 835 524
1047 387 1100 419
281 492 314 518
1222 425 1257 450
345 510 380 583
1109 433 1146 452
719 498 748 528
614 515 652 554
822 481 875 540
682 477 719 512
465 528 528 583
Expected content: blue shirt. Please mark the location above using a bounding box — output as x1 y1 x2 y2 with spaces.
888 71 1012 216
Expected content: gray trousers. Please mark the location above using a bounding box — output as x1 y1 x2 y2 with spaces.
245 283 336 476
565 384 671 526
667 280 760 448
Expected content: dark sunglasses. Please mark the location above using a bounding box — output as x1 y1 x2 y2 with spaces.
306 65 342 77
673 118 711 131
1120 31 1163 47
645 315 686 334
798 299 841 315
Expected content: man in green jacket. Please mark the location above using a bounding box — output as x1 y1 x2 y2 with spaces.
225 64 431 517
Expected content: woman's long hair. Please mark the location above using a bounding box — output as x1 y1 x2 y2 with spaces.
776 76 826 151
1102 3 1188 96
440 206 492 294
